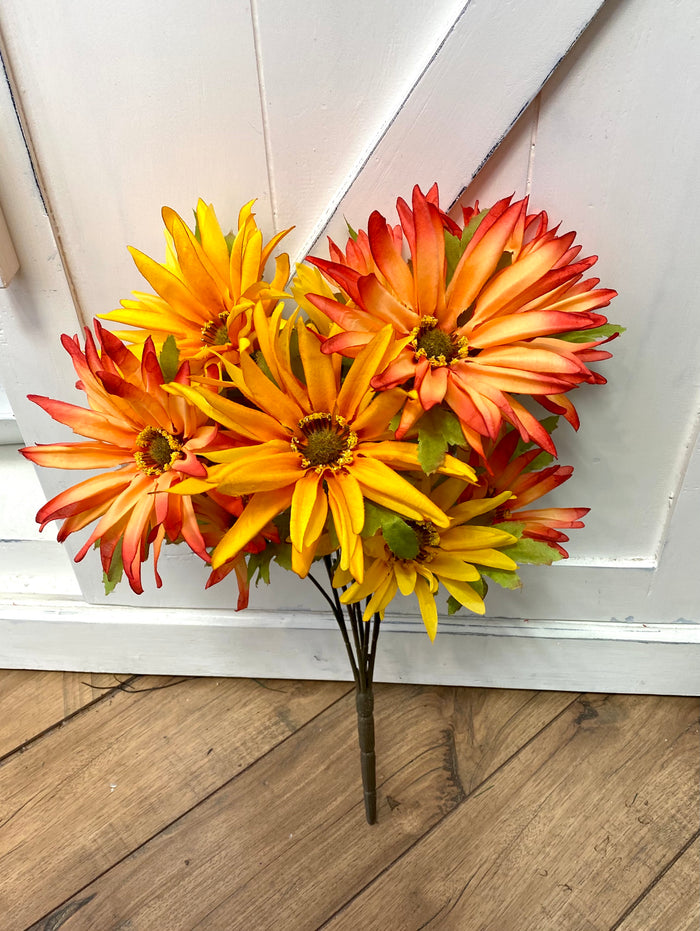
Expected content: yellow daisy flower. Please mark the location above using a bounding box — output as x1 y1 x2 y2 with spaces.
335 482 518 640
101 199 291 370
167 306 477 581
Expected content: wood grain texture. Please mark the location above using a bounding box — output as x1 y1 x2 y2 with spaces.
0 670 125 758
0 676 348 930
615 836 700 931
324 694 700 931
22 685 573 931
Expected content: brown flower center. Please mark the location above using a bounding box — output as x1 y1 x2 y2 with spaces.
407 520 441 562
201 311 231 346
411 316 468 368
134 426 183 476
291 412 358 473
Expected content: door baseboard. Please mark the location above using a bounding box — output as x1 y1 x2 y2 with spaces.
2 594 699 696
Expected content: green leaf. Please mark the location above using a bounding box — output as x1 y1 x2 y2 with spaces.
253 349 278 386
501 536 563 565
446 575 488 614
444 208 489 285
383 515 420 560
479 565 522 590
361 501 419 559
158 334 180 383
103 539 124 595
493 520 525 539
247 548 273 586
344 217 359 241
272 542 293 572
524 451 555 473
417 407 465 474
557 323 626 343
513 416 560 459
447 595 463 615
193 210 202 243
224 231 236 255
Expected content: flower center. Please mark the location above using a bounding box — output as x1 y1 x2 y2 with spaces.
411 316 468 368
201 311 231 346
407 520 441 562
291 412 358 473
134 426 184 476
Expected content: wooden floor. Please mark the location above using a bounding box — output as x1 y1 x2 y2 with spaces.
0 671 697 931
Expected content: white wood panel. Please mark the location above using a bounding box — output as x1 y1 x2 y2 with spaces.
302 0 607 260
253 0 466 260
519 0 700 566
0 0 272 321
2 598 699 695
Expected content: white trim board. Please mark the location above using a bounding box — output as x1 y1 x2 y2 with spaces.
2 596 699 696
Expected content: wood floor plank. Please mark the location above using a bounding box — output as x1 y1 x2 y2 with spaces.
0 675 348 930
25 684 572 931
0 669 124 758
324 694 700 931
615 836 700 931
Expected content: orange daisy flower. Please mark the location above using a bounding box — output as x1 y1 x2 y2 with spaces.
21 322 218 593
305 185 617 455
463 426 589 558
101 199 291 371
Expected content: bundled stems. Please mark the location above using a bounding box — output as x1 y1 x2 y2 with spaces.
307 556 381 825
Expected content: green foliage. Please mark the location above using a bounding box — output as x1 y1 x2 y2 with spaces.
444 208 489 284
479 566 522 590
446 576 488 615
158 335 180 383
513 416 560 465
501 536 563 566
362 501 419 560
447 594 462 615
247 547 274 586
344 217 359 241
383 517 420 560
247 541 294 586
557 323 626 343
493 520 525 538
103 539 124 595
224 231 236 254
417 407 465 474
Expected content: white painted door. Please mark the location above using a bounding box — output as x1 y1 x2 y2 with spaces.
2 0 700 692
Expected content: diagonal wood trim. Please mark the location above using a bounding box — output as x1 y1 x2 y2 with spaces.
299 0 608 262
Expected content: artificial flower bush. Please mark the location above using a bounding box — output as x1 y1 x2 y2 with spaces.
21 186 620 822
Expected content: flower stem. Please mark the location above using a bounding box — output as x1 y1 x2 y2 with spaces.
355 683 376 824
312 558 381 824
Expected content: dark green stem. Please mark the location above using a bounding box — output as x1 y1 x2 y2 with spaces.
312 557 382 824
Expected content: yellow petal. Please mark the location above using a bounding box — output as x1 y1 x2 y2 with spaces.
414 576 439 640
211 486 294 568
297 319 338 413
441 577 486 615
351 457 449 528
394 559 417 596
290 471 327 551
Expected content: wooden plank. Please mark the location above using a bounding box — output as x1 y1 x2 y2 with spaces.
323 694 700 930
0 669 126 758
24 685 573 930
0 676 348 929
615 837 700 931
